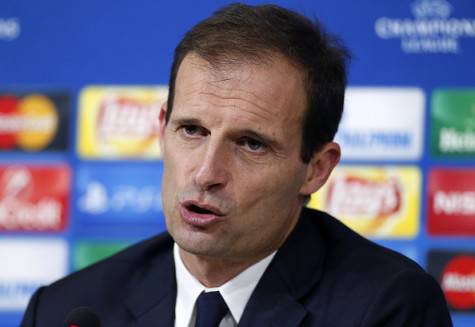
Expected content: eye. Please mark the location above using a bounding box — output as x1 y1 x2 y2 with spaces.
238 137 267 153
180 125 207 137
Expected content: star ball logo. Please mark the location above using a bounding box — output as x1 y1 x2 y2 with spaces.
0 17 20 41
374 0 475 53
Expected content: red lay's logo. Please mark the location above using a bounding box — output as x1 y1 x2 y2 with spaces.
325 175 402 218
0 94 59 151
441 255 475 310
0 165 69 231
97 96 160 142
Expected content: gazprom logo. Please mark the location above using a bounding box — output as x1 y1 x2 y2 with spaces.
375 0 475 53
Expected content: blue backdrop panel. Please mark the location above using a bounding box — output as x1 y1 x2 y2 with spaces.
1 1 474 326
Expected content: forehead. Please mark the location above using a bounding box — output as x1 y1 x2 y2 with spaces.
173 53 307 134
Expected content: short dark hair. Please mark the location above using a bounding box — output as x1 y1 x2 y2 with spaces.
166 3 349 163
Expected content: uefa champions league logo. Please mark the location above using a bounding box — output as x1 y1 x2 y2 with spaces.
375 0 475 54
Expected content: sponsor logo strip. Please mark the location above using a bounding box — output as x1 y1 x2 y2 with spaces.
308 166 421 238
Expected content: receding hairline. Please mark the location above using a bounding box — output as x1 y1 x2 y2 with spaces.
171 51 310 119
179 49 307 77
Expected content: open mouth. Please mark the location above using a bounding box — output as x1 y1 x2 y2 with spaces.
182 201 224 216
180 201 225 227
187 204 215 215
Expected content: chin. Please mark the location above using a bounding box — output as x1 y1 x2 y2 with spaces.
184 242 240 263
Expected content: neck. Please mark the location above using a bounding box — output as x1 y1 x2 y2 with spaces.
179 248 273 288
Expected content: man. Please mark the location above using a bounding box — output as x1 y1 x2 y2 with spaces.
21 3 452 327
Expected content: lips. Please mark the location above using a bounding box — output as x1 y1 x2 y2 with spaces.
180 200 225 227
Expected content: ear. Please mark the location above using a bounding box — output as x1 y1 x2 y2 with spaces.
299 142 341 196
158 101 168 154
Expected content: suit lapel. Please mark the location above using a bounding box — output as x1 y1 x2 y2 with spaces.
123 235 177 327
239 209 326 327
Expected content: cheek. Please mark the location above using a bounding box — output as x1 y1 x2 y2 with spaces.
236 163 306 211
161 149 182 209
162 143 188 185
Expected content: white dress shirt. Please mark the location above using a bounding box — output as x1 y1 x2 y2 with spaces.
173 243 276 327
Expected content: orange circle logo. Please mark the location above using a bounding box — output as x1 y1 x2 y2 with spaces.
0 94 58 151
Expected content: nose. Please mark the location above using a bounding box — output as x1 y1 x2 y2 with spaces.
193 140 230 192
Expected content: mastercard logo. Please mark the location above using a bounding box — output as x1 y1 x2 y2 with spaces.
441 255 475 310
0 94 58 151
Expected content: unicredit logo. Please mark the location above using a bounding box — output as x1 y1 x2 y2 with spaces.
325 175 402 218
441 255 475 310
0 166 69 231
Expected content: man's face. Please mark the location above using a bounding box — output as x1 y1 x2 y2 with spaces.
160 53 315 264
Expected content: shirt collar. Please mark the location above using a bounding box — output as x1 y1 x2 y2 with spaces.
174 243 276 325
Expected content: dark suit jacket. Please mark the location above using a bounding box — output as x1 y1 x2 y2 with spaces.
21 208 452 326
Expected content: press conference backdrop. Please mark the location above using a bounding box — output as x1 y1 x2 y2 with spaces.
1 0 474 325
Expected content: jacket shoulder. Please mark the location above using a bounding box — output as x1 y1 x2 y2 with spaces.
301 208 452 326
303 208 422 275
21 232 174 327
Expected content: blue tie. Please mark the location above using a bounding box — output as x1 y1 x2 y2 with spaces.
195 291 229 327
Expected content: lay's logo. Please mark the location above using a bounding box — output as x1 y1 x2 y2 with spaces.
0 93 69 152
78 86 168 159
326 175 402 218
308 166 420 238
97 96 159 142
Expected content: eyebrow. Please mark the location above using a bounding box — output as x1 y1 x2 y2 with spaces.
170 117 202 127
170 116 283 150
